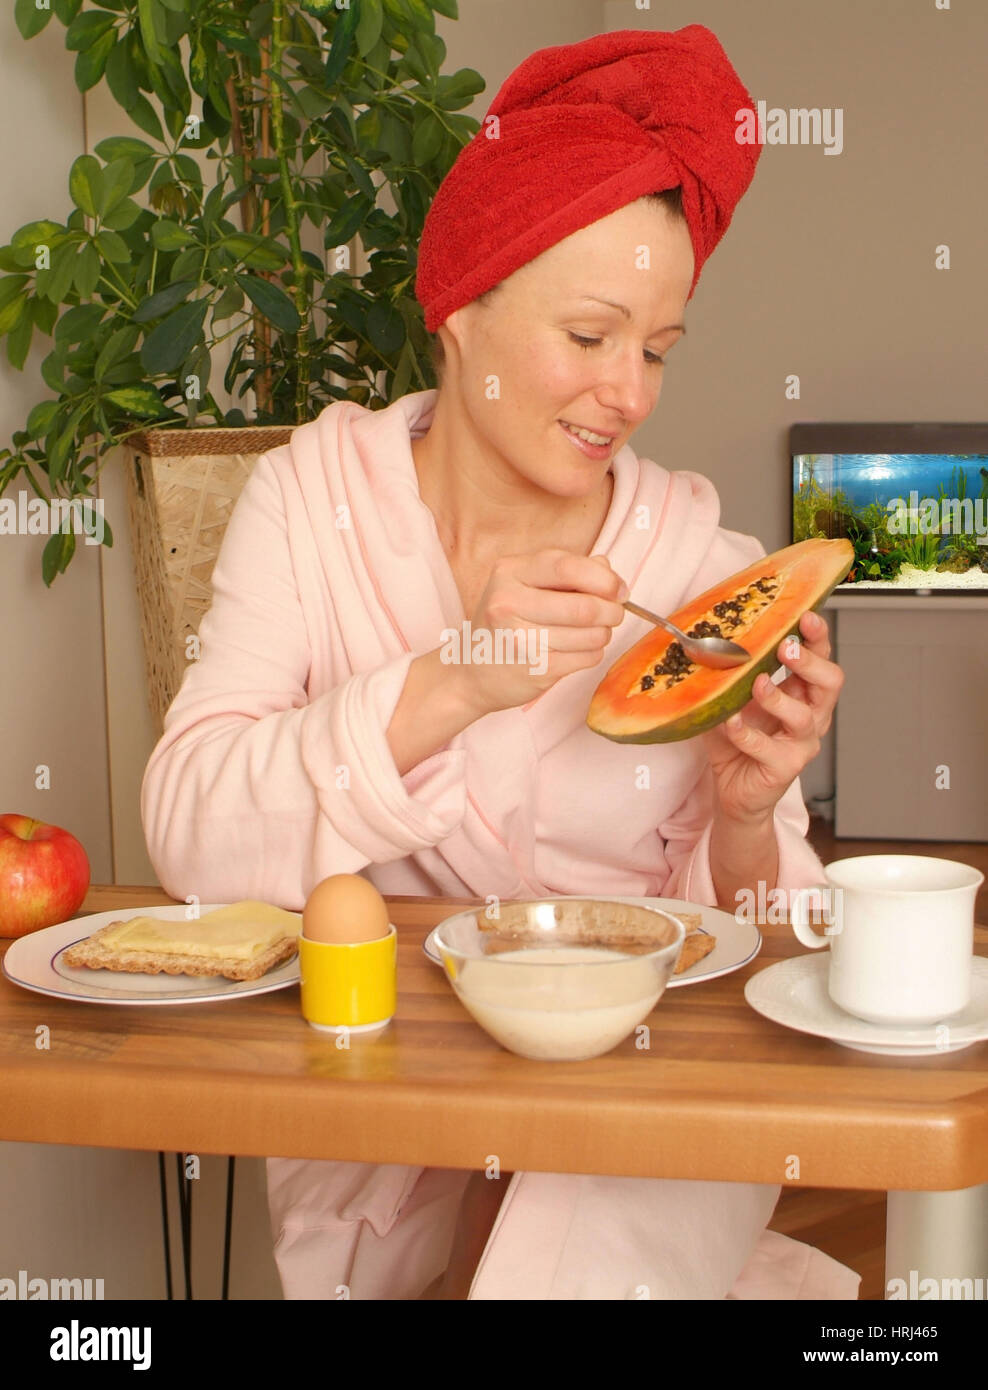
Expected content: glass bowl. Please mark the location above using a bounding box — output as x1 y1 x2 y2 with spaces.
432 898 686 1061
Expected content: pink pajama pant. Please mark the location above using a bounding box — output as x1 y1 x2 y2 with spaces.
265 1158 862 1300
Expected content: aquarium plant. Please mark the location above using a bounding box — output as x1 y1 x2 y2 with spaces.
933 466 988 571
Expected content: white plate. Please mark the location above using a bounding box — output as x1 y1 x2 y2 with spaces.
1 904 302 1006
744 954 988 1055
422 896 760 986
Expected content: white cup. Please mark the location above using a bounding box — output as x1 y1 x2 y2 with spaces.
790 855 983 1026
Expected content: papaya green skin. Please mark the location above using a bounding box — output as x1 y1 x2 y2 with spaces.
587 573 850 745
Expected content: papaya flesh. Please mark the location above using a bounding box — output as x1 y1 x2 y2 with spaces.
586 538 854 744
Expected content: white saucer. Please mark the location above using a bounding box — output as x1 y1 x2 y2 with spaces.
422 896 760 987
744 954 988 1055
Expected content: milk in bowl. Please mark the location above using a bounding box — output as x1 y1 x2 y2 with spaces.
433 899 686 1062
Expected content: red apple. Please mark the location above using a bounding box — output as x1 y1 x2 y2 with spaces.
0 814 90 938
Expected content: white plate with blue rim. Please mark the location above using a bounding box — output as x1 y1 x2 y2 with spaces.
1 904 302 1006
422 896 760 986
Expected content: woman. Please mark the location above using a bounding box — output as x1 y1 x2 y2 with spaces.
141 26 859 1300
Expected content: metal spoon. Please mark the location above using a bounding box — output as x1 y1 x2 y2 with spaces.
622 599 752 669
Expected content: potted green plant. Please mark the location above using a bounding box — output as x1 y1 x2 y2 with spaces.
1 0 483 588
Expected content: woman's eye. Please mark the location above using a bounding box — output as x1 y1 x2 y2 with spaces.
567 332 664 365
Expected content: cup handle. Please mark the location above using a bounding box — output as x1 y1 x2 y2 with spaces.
790 885 833 950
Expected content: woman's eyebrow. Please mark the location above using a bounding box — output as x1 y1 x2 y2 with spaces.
574 295 686 333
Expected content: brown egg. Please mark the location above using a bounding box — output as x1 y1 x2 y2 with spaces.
302 874 391 944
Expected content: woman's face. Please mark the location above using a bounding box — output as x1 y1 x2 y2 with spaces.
439 198 695 500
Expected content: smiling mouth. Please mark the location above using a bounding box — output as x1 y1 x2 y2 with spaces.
559 420 618 445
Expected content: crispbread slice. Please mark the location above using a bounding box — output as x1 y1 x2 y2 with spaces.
476 903 702 947
62 920 298 982
474 906 715 970
673 929 717 974
667 912 703 933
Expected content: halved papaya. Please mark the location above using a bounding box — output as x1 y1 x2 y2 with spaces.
586 538 853 743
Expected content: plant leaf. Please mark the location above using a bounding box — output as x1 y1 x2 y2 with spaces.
103 384 169 417
94 229 131 264
234 273 301 333
222 234 287 271
390 338 414 398
137 0 164 65
7 310 35 370
69 156 103 218
374 109 412 165
125 93 165 143
26 400 62 441
324 1 360 88
205 23 261 59
46 244 81 305
324 193 372 247
434 68 485 110
140 297 209 373
46 406 89 487
75 28 117 92
94 324 141 379
105 35 140 110
151 219 191 251
366 299 405 356
15 0 54 38
340 150 376 203
65 10 116 51
101 158 138 216
133 278 198 323
11 220 67 255
0 293 28 337
43 529 76 587
404 0 436 27
55 304 107 345
355 0 383 57
74 243 102 297
211 283 244 322
100 197 143 230
0 275 30 311
411 112 444 165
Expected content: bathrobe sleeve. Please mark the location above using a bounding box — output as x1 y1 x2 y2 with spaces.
660 765 826 907
655 523 827 906
140 454 468 910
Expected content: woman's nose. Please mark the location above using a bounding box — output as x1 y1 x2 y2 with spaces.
595 347 656 423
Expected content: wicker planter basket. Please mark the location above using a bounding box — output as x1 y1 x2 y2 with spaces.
125 426 296 736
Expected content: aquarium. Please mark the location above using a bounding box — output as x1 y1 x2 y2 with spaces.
790 424 988 593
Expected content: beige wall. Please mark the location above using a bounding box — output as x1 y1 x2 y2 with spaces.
1 0 985 1300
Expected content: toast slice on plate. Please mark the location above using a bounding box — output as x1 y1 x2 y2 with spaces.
61 901 300 982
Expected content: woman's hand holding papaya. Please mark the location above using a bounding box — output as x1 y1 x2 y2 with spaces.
456 550 629 717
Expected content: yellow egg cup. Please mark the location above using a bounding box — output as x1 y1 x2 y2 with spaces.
299 925 396 1033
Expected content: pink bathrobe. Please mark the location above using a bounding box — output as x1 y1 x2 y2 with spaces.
141 388 861 1300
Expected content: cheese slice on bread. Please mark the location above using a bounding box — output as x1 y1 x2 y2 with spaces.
62 901 301 982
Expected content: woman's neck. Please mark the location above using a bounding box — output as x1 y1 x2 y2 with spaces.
411 397 615 563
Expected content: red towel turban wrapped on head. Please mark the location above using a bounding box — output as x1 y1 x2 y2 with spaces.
415 25 762 334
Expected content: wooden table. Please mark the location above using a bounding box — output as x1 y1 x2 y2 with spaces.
2 886 987 1296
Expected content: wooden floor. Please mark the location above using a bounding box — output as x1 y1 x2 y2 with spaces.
766 820 987 1300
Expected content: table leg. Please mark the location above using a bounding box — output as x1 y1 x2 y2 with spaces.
222 1156 236 1301
157 1152 172 1300
885 1185 988 1299
157 1152 237 1300
175 1153 193 1299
